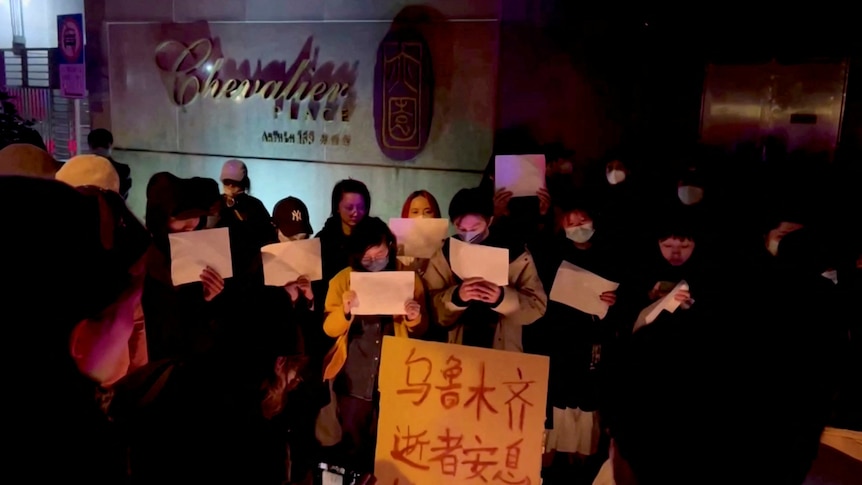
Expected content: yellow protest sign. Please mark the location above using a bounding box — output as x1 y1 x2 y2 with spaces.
374 337 550 485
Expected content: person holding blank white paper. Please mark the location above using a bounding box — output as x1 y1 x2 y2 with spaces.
321 217 428 474
272 196 318 307
141 172 227 362
528 196 627 463
632 214 713 335
423 187 547 352
395 190 444 276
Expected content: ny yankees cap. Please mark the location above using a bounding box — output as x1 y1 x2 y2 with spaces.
273 196 313 237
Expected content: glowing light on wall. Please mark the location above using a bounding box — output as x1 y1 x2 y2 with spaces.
9 0 26 47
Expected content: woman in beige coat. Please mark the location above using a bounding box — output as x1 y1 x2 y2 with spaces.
423 187 547 352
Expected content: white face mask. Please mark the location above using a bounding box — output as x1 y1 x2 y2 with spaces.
606 169 626 185
459 230 487 244
678 185 704 205
565 223 595 243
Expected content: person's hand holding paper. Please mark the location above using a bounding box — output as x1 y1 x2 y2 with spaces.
349 271 416 316
169 227 233 287
285 275 314 304
494 154 547 198
261 238 323 287
549 261 619 319
388 218 450 259
634 280 690 332
457 277 504 304
448 237 509 287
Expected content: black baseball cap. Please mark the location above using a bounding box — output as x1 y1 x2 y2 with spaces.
273 196 313 237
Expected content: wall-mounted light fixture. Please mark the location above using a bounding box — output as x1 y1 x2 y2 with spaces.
9 0 26 52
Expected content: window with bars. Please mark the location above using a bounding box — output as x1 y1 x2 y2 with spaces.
2 48 90 160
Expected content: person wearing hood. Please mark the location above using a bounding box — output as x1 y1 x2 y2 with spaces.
2 175 149 483
216 159 276 288
141 171 225 362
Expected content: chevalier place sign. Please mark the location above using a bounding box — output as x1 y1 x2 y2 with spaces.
153 28 434 162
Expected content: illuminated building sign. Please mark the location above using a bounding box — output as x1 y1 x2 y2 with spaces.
154 38 351 123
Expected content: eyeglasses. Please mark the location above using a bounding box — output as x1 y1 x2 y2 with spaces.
361 255 389 265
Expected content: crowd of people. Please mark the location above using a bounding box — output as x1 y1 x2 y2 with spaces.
0 131 859 484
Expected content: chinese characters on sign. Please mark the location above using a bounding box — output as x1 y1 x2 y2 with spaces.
57 14 86 98
373 28 434 162
261 131 351 147
375 338 549 485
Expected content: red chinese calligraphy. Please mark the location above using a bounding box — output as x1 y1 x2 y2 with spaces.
502 368 535 431
504 439 523 469
435 355 463 409
461 436 499 482
396 348 432 406
429 428 463 476
464 363 498 421
492 471 532 485
390 426 430 470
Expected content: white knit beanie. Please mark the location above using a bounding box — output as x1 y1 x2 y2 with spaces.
55 154 121 193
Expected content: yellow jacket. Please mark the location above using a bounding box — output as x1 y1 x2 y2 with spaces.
322 267 428 380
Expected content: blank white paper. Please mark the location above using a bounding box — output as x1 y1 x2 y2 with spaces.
448 237 510 287
261 238 323 287
350 271 415 316
549 261 620 319
389 217 450 259
494 154 547 197
633 280 689 332
169 227 233 286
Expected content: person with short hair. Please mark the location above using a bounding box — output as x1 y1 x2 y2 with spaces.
88 128 132 199
423 187 547 351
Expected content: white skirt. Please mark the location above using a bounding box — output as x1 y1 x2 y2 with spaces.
546 407 601 455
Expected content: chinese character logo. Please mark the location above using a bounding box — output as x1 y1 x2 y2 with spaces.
373 27 434 162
